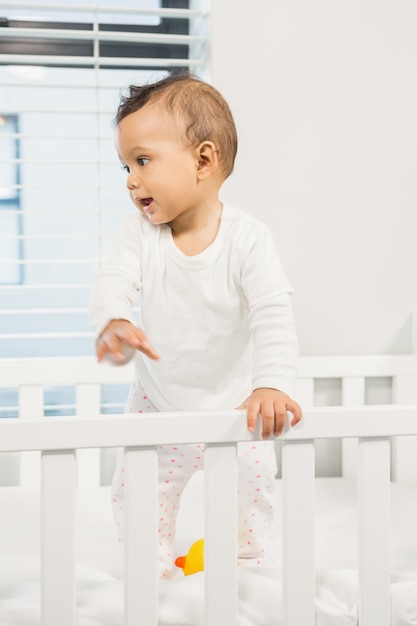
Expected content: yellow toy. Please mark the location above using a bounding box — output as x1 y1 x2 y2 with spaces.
175 538 204 576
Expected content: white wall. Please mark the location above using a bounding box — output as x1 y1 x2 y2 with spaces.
210 0 417 356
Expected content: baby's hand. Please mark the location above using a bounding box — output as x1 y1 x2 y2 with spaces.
237 388 302 439
96 319 159 365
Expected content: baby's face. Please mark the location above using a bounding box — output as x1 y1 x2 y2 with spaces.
116 105 200 226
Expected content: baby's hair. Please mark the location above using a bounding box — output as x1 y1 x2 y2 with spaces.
114 71 238 180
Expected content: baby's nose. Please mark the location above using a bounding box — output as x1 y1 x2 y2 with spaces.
127 172 141 190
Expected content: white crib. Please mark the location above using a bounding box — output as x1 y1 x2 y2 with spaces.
0 354 417 626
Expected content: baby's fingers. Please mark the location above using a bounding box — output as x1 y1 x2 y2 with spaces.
287 399 303 427
96 335 110 362
125 328 159 360
246 401 260 433
96 333 124 363
272 403 288 437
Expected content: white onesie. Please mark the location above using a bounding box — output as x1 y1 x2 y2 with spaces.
90 204 298 577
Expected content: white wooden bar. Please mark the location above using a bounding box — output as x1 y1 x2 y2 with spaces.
392 373 417 486
76 383 101 417
41 450 76 626
358 437 390 626
282 440 315 626
204 443 238 626
295 377 314 409
297 354 417 379
0 357 134 386
124 446 159 626
1 354 416 388
19 384 43 488
2 406 417 452
75 383 101 487
341 376 365 477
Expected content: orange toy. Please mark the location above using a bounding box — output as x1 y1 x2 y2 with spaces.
175 538 204 576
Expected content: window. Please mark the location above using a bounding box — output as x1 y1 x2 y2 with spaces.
0 114 22 285
0 0 209 359
0 0 209 416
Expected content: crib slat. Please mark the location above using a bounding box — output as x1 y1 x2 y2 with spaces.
392 374 417 486
358 437 390 626
41 450 76 626
282 441 315 626
295 378 314 408
19 385 43 487
124 446 159 626
204 443 238 625
76 383 101 487
341 377 365 477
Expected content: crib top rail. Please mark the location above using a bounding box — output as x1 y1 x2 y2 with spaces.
0 356 133 386
0 354 416 387
1 405 417 453
297 354 417 378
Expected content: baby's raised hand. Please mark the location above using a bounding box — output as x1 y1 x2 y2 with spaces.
96 319 159 365
238 388 302 439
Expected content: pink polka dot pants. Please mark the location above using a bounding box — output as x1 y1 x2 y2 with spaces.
111 379 277 578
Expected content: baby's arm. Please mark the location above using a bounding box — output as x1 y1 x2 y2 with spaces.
96 319 159 364
89 216 157 364
238 223 301 438
242 293 301 438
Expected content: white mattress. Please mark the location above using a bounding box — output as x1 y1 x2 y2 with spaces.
1 475 417 625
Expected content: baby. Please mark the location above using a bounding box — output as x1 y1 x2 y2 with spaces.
89 72 302 578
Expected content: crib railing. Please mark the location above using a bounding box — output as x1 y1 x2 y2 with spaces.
1 355 417 625
0 355 417 486
297 355 417 486
0 356 133 488
281 406 410 626
2 406 417 626
1 354 417 488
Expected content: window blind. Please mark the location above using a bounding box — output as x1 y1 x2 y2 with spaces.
0 0 210 363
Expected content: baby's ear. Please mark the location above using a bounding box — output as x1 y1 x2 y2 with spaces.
195 141 219 180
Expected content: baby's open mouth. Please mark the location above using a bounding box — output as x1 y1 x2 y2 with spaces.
140 197 154 212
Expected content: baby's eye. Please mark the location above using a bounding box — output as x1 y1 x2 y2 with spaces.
121 164 130 174
137 157 150 167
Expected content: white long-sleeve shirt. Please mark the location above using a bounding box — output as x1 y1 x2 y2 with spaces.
89 205 298 411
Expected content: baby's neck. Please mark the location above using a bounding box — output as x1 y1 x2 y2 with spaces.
170 203 223 256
